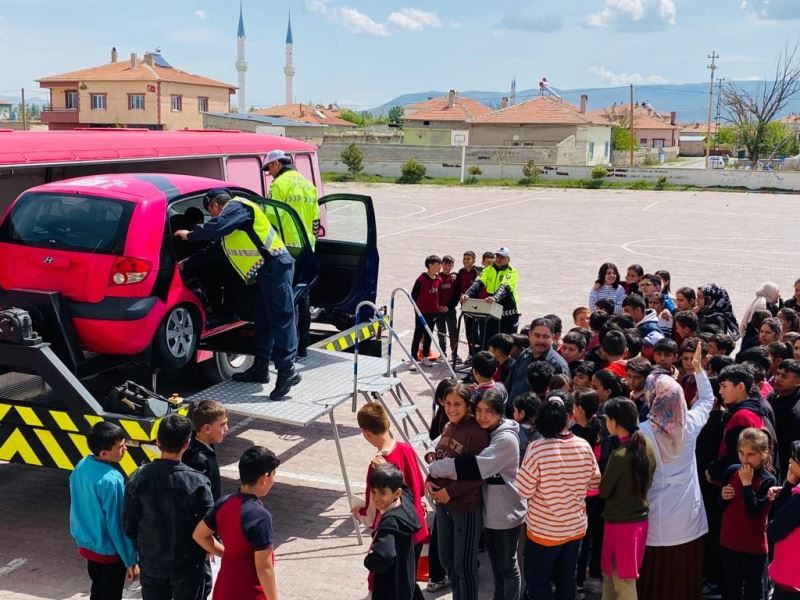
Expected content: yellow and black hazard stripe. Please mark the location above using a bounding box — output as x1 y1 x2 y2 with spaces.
0 403 188 477
320 316 388 352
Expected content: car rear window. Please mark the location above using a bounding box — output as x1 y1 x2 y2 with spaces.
0 192 135 254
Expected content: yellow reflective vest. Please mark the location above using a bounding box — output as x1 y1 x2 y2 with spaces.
222 197 287 284
477 264 520 314
269 169 320 250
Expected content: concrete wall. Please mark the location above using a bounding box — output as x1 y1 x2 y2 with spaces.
611 146 679 166
404 122 465 146
576 125 613 166
538 164 800 191
202 113 323 143
470 123 579 146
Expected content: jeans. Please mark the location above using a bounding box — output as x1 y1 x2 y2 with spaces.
140 563 208 600
485 526 522 600
436 505 482 600
523 537 581 600
87 560 127 600
411 313 438 360
296 290 311 350
719 548 767 600
436 309 458 356
253 255 297 370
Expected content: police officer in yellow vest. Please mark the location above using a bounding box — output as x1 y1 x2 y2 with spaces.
175 188 301 400
264 150 320 356
460 246 521 344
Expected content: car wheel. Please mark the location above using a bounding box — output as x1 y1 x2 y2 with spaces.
153 306 198 369
199 352 254 384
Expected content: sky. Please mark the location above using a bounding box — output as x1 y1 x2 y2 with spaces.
1 0 800 110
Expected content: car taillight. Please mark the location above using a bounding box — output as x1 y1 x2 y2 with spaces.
109 257 152 286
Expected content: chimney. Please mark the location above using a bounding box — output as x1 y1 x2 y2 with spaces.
111 47 118 63
670 111 676 126
130 53 137 69
501 97 508 109
580 94 588 114
447 89 456 108
143 52 154 66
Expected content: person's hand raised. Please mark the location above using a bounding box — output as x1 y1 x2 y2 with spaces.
692 342 705 375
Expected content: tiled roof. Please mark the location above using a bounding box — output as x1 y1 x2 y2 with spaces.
403 95 491 122
587 105 678 130
37 59 235 90
780 113 800 125
470 96 598 125
680 121 718 135
251 103 356 127
0 98 14 106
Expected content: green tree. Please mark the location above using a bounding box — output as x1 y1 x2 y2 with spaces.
399 158 426 183
339 109 366 126
388 105 404 127
340 143 364 178
612 126 639 151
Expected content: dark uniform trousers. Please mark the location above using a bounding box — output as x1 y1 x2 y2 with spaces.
252 252 297 370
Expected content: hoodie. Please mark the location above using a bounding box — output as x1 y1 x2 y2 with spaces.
636 309 664 342
428 419 526 530
363 489 421 600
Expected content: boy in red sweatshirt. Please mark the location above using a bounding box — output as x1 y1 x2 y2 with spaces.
410 255 443 368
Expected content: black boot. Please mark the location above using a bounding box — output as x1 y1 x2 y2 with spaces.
232 358 270 384
270 366 301 400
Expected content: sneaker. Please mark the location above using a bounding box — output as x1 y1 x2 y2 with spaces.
426 577 450 592
702 580 721 599
583 578 602 594
420 358 433 367
408 361 418 371
453 355 463 364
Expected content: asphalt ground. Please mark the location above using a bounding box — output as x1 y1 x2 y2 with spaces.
1 183 798 599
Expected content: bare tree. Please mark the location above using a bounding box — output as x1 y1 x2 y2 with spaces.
722 44 800 163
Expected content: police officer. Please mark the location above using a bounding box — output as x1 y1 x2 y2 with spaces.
175 188 301 400
264 149 320 357
460 246 520 345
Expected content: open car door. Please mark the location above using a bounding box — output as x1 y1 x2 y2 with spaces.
311 193 379 329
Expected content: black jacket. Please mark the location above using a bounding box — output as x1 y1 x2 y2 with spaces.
768 385 800 478
182 435 221 501
123 459 213 571
363 489 421 600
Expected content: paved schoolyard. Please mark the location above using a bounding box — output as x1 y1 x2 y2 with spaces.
0 183 798 600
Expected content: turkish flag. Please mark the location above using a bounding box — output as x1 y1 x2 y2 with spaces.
147 85 156 93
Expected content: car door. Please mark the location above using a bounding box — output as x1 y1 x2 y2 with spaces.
310 194 379 328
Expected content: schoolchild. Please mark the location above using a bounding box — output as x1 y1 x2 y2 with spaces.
626 356 654 422
487 333 516 391
574 306 592 329
652 338 680 379
410 255 443 368
708 333 736 357
560 330 588 374
676 286 697 313
573 360 596 390
437 255 459 362
184 400 229 501
767 440 800 600
513 392 542 462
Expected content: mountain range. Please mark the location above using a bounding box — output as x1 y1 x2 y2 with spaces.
370 81 800 123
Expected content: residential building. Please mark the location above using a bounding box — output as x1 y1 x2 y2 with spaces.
780 113 800 133
468 95 612 165
679 122 718 157
38 49 235 130
0 99 13 120
202 112 325 144
251 103 356 129
587 102 679 149
402 90 492 145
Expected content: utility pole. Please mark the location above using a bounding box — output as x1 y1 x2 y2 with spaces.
630 83 635 167
21 88 27 131
705 51 719 169
714 77 725 151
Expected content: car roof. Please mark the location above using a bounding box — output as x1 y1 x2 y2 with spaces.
24 173 242 202
0 130 317 167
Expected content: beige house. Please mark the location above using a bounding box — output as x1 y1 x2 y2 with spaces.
468 95 613 165
587 103 679 149
251 103 356 129
402 90 492 145
38 49 235 130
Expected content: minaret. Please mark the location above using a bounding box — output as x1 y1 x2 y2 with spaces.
284 12 295 106
235 1 247 113
510 77 517 106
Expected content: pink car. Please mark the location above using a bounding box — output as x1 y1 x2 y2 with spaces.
0 173 355 374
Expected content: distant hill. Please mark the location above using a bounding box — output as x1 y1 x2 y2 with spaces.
370 82 800 123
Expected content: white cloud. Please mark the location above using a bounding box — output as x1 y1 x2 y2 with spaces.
741 0 800 19
305 0 330 15
589 66 668 85
586 0 676 28
387 8 441 31
336 7 390 37
193 9 206 20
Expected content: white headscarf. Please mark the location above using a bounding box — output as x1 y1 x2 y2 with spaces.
740 281 781 335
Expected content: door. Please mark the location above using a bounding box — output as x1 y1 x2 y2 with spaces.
311 194 379 327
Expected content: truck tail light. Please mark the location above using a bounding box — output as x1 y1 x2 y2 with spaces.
109 257 152 286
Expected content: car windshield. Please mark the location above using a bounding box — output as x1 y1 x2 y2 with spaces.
0 192 135 254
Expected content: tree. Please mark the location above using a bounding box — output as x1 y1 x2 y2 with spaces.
340 143 364 178
399 158 426 183
722 44 800 163
339 109 365 126
388 105 404 127
612 126 639 151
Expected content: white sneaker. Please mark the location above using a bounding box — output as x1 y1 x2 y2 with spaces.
408 362 418 371
420 358 433 367
583 577 602 594
426 577 450 592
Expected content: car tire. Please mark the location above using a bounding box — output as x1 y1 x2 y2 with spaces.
152 306 198 370
199 352 254 384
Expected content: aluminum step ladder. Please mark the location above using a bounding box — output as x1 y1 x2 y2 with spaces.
353 288 458 473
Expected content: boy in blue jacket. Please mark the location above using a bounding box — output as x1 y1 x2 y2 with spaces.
69 422 138 600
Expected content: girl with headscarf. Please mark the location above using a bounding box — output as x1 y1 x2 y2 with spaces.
696 284 740 341
636 345 714 600
740 282 781 337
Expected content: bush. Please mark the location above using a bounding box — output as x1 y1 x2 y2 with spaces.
654 176 668 190
591 166 609 180
521 159 541 184
629 180 652 190
399 158 426 183
467 166 482 176
340 143 364 179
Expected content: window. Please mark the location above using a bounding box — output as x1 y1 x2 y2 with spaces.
604 141 610 157
653 139 665 149
423 120 431 126
197 97 209 112
588 141 595 159
171 95 182 112
65 91 78 109
90 94 107 110
128 94 145 110
639 138 647 144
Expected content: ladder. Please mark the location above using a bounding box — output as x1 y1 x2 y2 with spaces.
352 289 458 474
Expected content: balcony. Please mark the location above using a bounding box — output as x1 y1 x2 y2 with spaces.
41 106 80 125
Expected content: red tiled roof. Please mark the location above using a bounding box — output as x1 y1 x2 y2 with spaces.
251 103 356 127
403 94 491 122
470 96 599 125
780 113 800 125
680 121 718 135
587 105 678 130
37 60 235 90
